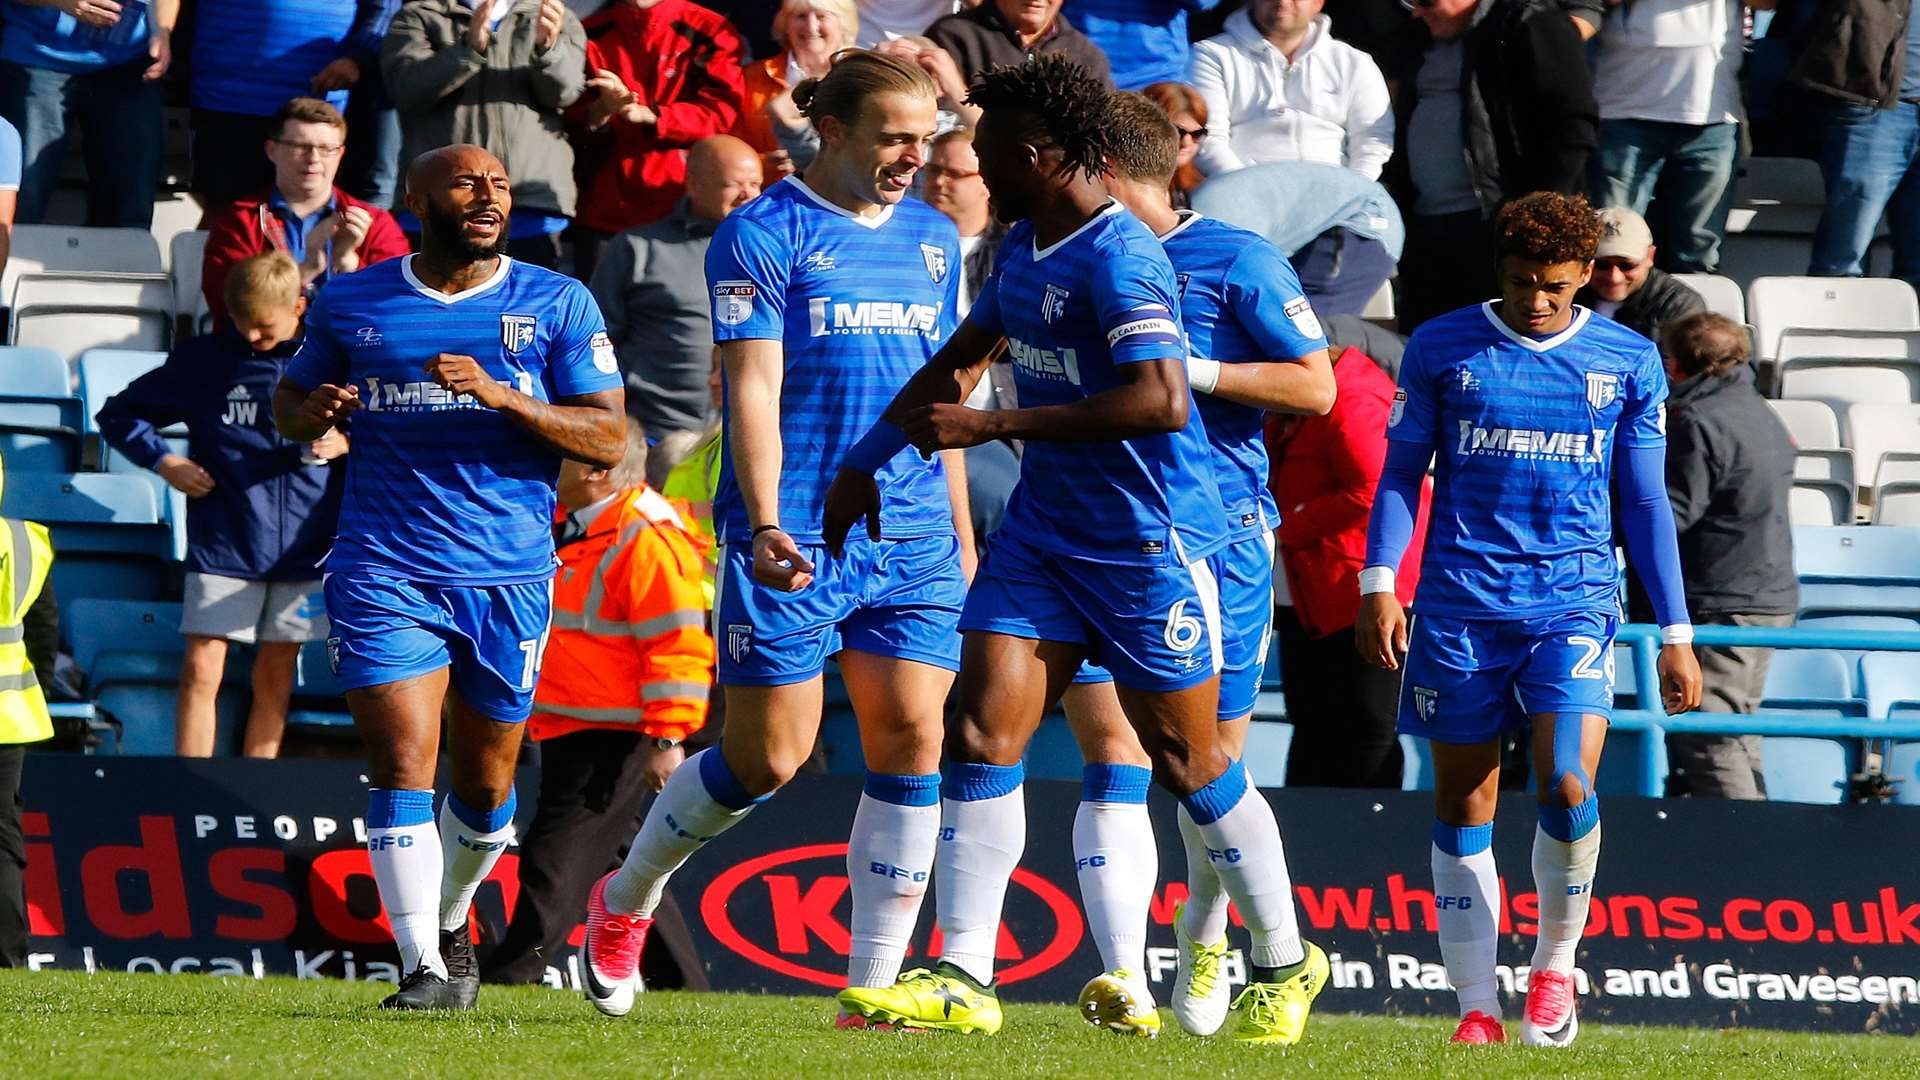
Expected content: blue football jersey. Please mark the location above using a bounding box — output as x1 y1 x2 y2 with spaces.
1163 211 1327 533
287 256 622 585
707 177 961 544
1388 303 1667 618
969 203 1229 565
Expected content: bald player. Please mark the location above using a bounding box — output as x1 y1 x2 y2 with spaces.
590 134 764 436
273 144 627 1011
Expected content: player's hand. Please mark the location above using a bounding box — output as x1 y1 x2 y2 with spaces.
425 353 511 408
1658 643 1703 716
155 454 214 498
307 428 350 463
1356 591 1408 671
533 0 566 53
822 467 881 558
466 0 497 53
144 27 171 81
310 56 362 93
639 742 684 793
900 403 995 455
752 527 815 591
299 383 361 428
60 0 120 30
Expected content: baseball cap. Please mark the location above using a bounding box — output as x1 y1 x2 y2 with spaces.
1594 206 1653 262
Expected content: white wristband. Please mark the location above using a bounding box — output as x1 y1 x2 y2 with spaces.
1187 356 1221 395
1358 566 1395 595
1661 623 1694 646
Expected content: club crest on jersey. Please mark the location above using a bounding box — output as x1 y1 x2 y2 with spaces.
1412 686 1437 722
325 636 343 676
1585 371 1620 410
1042 283 1071 324
726 624 753 664
501 315 537 353
1174 272 1192 299
714 280 756 326
920 243 948 284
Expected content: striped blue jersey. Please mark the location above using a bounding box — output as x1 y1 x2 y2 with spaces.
1388 303 1667 618
707 177 961 544
287 256 623 585
1163 211 1327 535
969 203 1229 565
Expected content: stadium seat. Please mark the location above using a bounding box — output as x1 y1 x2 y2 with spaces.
1242 720 1293 786
1792 525 1920 583
2 225 164 306
169 231 212 338
77 348 171 466
1760 737 1851 804
1860 652 1920 720
64 598 181 674
1781 365 1915 407
1761 648 1858 711
149 194 201 268
1794 448 1854 495
1747 277 1920 361
0 344 70 397
1 472 170 621
1844 402 1920 490
1770 399 1841 449
9 273 173 359
95 683 249 756
1872 483 1920 525
1874 451 1920 488
1789 484 1843 525
1672 273 1746 323
1798 613 1920 632
1886 742 1920 806
1774 328 1920 404
1798 583 1920 619
0 345 84 472
1718 234 1819 294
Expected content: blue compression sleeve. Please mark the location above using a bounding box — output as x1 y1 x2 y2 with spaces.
1617 442 1690 628
1363 439 1429 571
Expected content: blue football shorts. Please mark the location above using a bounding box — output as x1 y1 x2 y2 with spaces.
324 572 554 724
714 532 965 685
963 530 1223 693
1397 608 1619 745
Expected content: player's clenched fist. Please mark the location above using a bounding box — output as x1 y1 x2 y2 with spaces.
899 402 995 455
822 467 882 557
752 527 815 592
1355 591 1409 671
1658 643 1703 716
299 382 361 428
425 353 510 408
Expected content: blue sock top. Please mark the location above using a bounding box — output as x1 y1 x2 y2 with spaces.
1431 819 1494 857
941 761 1024 802
864 772 940 807
367 788 434 829
446 788 517 833
1538 796 1601 843
1081 763 1151 804
1178 759 1248 826
699 746 771 811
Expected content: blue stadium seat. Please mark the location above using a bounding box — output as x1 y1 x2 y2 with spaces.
1792 526 1920 584
1798 583 1920 619
2 473 170 621
1860 652 1920 719
66 600 250 755
76 348 170 469
1242 720 1292 786
0 345 84 472
1761 737 1852 804
0 345 70 397
0 429 80 473
1887 742 1920 806
1760 649 1862 714
95 683 248 756
64 599 181 674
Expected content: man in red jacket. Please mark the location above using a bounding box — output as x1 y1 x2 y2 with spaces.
1267 338 1431 788
201 97 410 327
566 0 745 276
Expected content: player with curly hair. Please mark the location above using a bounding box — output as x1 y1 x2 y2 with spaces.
824 55 1327 1043
1355 191 1703 1047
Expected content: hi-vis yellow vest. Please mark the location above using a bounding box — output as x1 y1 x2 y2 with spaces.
0 514 53 745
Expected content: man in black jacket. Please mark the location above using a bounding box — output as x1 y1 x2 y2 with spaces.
1384 0 1598 332
1577 206 1706 343
1641 312 1799 799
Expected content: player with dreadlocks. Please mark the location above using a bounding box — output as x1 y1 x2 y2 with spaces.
825 55 1329 1043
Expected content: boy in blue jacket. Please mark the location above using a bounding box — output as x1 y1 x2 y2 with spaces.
98 252 346 757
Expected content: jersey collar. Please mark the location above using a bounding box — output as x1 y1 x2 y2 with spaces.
1479 301 1591 352
785 175 895 230
402 254 514 305
1032 200 1124 261
1160 208 1204 241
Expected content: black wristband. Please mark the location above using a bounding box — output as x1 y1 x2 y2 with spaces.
751 524 783 539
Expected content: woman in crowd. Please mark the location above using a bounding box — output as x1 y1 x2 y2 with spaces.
737 0 859 175
1142 82 1208 208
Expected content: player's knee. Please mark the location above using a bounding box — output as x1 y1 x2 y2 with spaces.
1147 745 1230 799
724 752 799 798
945 710 1023 766
1546 769 1590 810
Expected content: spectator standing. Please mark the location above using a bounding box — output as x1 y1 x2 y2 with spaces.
1384 0 1597 332
0 458 54 968
96 253 345 759
1267 335 1427 789
925 0 1112 121
1187 0 1393 181
1189 159 1402 316
335 0 409 211
200 98 411 328
1574 206 1705 343
1064 0 1220 91
1801 1 1920 286
736 0 858 177
384 0 588 269
1636 313 1797 799
589 136 762 438
189 0 357 207
567 0 747 274
1588 0 1767 275
0 0 176 227
481 420 714 987
1140 81 1208 208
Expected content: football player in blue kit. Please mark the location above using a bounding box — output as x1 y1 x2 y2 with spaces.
579 51 974 1024
824 56 1325 1045
272 144 627 1011
1356 192 1703 1047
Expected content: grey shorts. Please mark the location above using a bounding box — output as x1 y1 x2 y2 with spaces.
181 573 328 644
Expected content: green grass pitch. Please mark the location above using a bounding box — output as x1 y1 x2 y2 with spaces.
2 970 1913 1078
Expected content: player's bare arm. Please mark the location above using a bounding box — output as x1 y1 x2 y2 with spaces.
422 353 625 469
272 376 361 443
1204 347 1337 416
723 339 816 591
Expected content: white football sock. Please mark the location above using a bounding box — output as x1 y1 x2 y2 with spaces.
1176 802 1229 945
1072 764 1156 980
1432 821 1501 1019
366 789 445 978
845 775 941 988
604 747 759 917
438 791 515 934
1530 821 1600 975
1179 761 1303 970
935 762 1026 986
